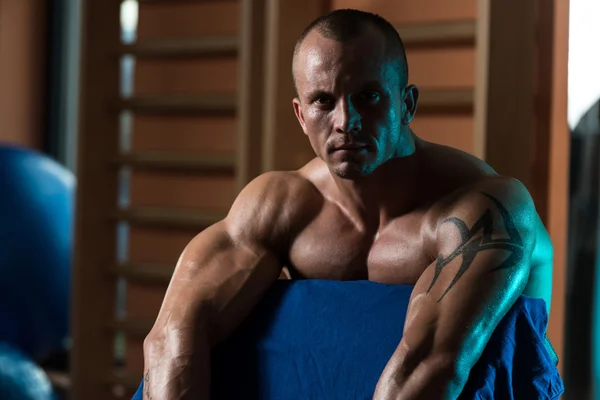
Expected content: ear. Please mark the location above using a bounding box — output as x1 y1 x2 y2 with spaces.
292 97 308 135
401 84 420 125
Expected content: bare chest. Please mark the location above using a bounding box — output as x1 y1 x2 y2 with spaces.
287 207 434 284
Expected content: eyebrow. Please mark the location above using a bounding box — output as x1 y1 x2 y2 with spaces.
359 80 385 89
305 89 332 101
305 80 386 99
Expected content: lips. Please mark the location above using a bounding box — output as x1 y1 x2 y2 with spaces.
333 144 368 152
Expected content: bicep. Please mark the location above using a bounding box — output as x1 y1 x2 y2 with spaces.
406 248 530 363
523 216 553 315
157 173 297 337
157 221 282 342
402 185 535 371
155 171 310 341
172 221 282 287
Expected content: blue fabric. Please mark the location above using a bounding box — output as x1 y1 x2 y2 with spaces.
133 280 563 399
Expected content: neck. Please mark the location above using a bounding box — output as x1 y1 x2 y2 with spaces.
330 129 420 231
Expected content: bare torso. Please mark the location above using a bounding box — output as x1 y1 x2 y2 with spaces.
141 138 554 400
283 139 553 311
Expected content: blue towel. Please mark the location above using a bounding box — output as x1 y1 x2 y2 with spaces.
133 280 563 399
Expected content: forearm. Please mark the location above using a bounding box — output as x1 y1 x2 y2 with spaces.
142 252 279 398
402 362 463 400
141 263 236 400
141 280 228 400
144 321 212 400
374 343 465 400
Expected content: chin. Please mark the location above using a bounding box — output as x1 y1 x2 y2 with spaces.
331 162 375 180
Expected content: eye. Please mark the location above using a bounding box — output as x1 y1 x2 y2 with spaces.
314 96 334 106
360 91 380 103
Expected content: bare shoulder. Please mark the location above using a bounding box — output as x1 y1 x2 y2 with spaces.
419 139 497 179
225 170 324 249
435 176 535 222
429 176 539 253
426 175 554 311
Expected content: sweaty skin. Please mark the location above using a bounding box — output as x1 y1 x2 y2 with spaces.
142 24 553 400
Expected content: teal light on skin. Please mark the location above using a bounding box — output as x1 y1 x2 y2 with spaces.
593 227 600 397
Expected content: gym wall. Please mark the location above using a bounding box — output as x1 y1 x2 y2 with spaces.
124 0 241 385
70 1 569 398
0 0 47 149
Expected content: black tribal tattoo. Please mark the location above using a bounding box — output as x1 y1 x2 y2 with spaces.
426 192 524 302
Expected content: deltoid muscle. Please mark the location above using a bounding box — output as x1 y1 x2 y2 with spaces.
426 193 524 302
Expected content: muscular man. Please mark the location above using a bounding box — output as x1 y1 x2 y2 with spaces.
143 9 553 400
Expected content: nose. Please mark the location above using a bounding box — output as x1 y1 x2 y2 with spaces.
334 98 362 134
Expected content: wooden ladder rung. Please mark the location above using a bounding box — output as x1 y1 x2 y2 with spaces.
116 94 237 115
114 206 226 229
115 151 236 173
110 262 174 284
119 36 238 58
108 318 154 338
397 20 476 46
115 90 468 116
418 88 474 112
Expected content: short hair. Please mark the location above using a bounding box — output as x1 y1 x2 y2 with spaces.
292 9 409 94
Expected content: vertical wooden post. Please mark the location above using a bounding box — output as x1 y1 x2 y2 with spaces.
476 0 537 189
475 0 570 367
262 0 329 172
236 0 267 191
70 0 121 398
473 0 490 161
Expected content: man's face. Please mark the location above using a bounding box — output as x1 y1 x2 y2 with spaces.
293 27 409 179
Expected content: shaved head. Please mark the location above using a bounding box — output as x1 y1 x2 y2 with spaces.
292 9 408 95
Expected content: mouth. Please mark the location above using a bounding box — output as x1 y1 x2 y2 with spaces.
333 144 368 152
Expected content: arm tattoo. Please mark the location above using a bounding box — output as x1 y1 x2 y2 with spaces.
426 192 524 302
144 370 152 400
